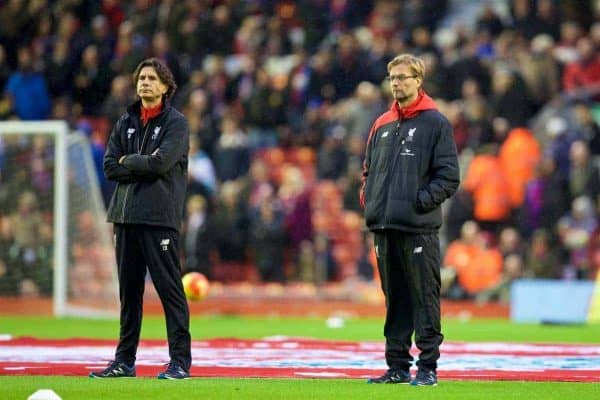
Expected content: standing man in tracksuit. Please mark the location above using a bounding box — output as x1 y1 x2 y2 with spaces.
90 58 192 380
361 54 460 386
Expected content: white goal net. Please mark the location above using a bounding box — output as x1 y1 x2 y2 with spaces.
0 121 118 317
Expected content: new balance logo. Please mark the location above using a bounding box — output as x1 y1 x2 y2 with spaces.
414 246 423 254
160 238 170 251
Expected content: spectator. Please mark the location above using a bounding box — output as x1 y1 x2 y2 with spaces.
517 34 560 111
207 5 236 56
213 181 249 281
498 227 525 259
489 66 532 128
444 189 475 244
587 226 600 280
499 127 541 208
568 140 600 203
463 146 512 233
418 52 447 100
102 75 135 125
520 156 569 238
187 134 217 197
44 39 74 98
557 196 598 279
544 116 579 177
476 4 505 38
8 191 51 295
213 116 250 182
243 68 283 149
553 20 584 66
571 101 600 156
127 0 158 39
4 46 51 120
340 81 385 140
457 230 504 298
525 228 561 278
182 195 216 279
249 197 286 283
0 45 13 95
510 0 536 40
562 37 600 93
110 21 144 76
0 216 19 295
72 44 114 115
458 78 492 151
155 0 187 55
90 14 116 66
316 126 348 180
444 38 490 100
239 158 276 214
477 253 525 304
183 87 218 157
443 220 479 299
280 166 313 276
529 0 561 40
151 31 184 86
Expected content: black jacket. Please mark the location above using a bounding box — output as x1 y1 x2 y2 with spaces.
361 95 460 233
104 100 189 231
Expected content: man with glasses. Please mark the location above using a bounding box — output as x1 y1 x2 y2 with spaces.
360 54 459 386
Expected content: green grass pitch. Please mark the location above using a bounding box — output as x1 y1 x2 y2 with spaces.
1 316 599 400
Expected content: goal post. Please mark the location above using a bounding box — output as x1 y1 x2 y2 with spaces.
0 120 118 317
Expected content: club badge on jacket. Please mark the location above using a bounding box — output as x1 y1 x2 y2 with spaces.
152 126 161 140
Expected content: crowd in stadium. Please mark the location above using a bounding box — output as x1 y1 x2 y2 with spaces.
1 0 600 302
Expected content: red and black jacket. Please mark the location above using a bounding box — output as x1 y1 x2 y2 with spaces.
104 100 190 232
360 91 460 233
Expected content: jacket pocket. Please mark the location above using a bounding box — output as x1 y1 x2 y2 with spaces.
363 171 386 226
416 189 435 213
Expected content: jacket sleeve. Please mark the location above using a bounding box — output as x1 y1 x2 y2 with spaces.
416 117 460 213
103 116 137 183
359 123 377 209
121 115 190 176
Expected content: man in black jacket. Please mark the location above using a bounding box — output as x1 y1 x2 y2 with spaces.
361 54 460 386
90 58 192 380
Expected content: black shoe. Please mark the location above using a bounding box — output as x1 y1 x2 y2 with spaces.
367 369 411 384
157 362 190 380
89 361 135 378
410 368 437 386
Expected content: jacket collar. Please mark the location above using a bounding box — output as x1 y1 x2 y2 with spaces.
390 89 437 120
127 99 171 118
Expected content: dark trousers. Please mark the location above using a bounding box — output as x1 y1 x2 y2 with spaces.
373 230 443 372
114 224 191 370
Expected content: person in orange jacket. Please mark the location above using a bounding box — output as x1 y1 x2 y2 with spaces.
463 146 512 233
499 127 541 208
444 221 503 297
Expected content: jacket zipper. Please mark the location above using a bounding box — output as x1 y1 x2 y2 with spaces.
120 123 151 222
386 120 402 226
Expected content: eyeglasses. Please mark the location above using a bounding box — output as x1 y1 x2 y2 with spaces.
386 74 418 82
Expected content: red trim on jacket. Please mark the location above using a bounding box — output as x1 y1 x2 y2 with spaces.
141 102 163 126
